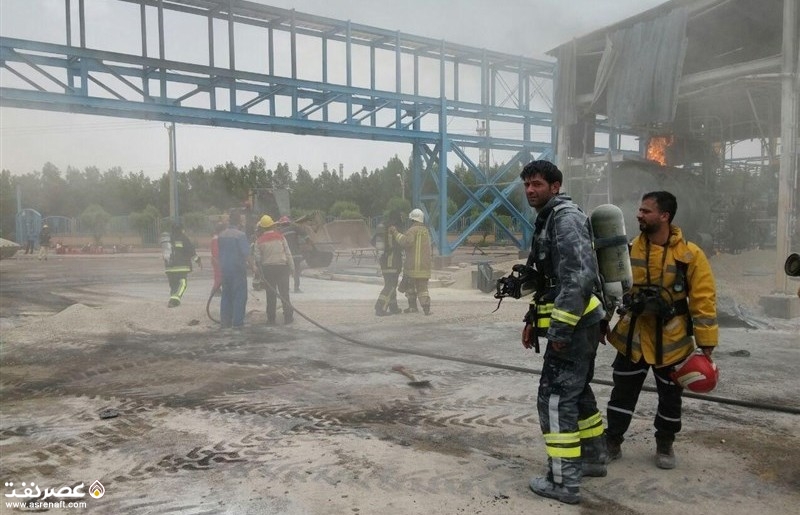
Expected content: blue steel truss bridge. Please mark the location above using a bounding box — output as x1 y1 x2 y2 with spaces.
0 0 557 256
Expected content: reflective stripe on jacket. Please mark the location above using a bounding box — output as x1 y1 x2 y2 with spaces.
397 223 431 279
255 230 295 273
165 236 196 273
380 228 403 273
530 195 605 342
608 226 718 366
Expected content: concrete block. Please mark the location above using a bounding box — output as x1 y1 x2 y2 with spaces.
759 294 800 319
433 255 452 269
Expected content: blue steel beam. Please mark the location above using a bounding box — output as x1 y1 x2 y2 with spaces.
0 38 554 133
0 0 556 256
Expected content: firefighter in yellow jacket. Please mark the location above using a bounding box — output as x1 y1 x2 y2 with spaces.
390 208 432 315
606 191 718 470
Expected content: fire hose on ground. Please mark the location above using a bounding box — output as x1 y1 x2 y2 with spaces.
204 280 800 417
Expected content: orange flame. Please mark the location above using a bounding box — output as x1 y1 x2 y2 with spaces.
646 136 674 166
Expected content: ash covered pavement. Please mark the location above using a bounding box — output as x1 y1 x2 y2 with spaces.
1 252 798 514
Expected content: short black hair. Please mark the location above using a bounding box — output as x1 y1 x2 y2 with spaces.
520 160 563 185
642 191 678 223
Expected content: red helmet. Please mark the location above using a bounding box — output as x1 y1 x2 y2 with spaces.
278 216 291 224
671 353 719 393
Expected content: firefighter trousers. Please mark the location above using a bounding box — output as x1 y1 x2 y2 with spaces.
606 353 682 445
403 277 430 310
537 323 604 489
375 271 400 313
166 271 188 303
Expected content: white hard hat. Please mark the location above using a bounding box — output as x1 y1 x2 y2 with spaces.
409 209 424 223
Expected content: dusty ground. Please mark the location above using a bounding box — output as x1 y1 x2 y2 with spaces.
0 248 798 514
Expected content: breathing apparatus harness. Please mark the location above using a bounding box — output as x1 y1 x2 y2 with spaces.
494 202 603 353
619 236 691 365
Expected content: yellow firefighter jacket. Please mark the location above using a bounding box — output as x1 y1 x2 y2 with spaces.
608 226 718 366
396 223 432 279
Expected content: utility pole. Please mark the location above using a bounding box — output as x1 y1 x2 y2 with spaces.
166 122 179 221
775 0 797 293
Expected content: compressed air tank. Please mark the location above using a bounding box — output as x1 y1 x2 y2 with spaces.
160 232 172 266
590 204 633 308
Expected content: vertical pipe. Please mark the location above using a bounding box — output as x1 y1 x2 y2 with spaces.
290 10 297 79
78 0 85 47
438 40 449 256
141 1 149 100
228 0 236 112
454 60 459 102
370 44 376 126
414 54 419 95
268 25 274 116
481 50 488 108
78 0 86 95
168 123 178 220
290 10 297 118
65 0 73 91
65 0 71 46
157 0 166 100
776 0 798 292
522 66 530 141
322 33 327 121
346 20 352 123
395 31 401 127
268 26 274 76
554 61 568 172
208 10 215 110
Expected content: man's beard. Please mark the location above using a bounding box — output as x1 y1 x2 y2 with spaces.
639 221 658 234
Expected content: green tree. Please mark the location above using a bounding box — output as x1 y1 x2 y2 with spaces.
0 170 16 239
290 165 317 211
272 162 293 189
129 204 161 244
384 197 410 218
329 200 362 219
181 211 209 234
40 162 67 216
79 204 111 244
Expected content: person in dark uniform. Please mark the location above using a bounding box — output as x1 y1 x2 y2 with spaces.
164 223 201 307
38 223 51 261
278 216 307 293
374 210 403 316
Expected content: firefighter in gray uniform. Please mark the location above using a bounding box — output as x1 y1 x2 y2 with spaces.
520 160 607 505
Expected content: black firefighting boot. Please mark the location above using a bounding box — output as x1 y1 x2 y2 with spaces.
581 434 608 477
606 434 623 462
404 296 418 313
656 438 676 469
529 459 581 505
529 477 580 505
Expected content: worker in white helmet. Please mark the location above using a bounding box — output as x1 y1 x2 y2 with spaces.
390 208 432 315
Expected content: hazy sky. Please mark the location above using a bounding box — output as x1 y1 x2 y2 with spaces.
0 0 667 179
